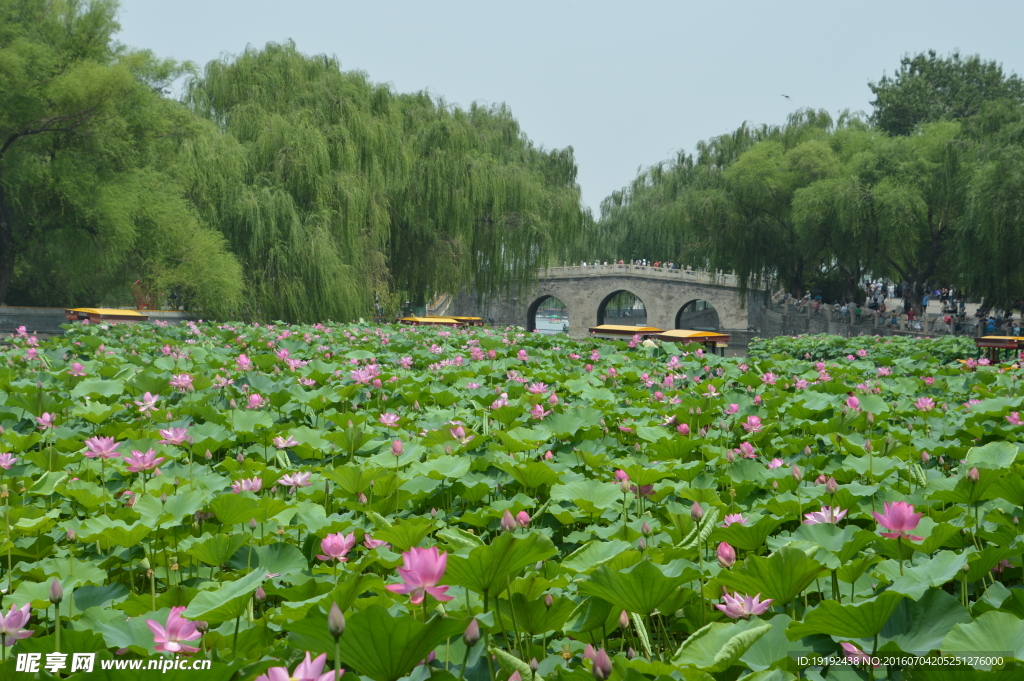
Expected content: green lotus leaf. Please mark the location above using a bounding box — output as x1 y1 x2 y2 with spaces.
550 479 621 512
963 441 1019 470
498 461 562 489
561 539 633 573
373 517 434 551
883 551 969 600
210 494 260 525
717 547 826 605
184 532 247 567
445 532 557 595
672 618 772 672
876 588 972 654
786 591 906 640
941 611 1024 667
740 614 795 672
710 516 782 552
183 568 266 623
579 560 699 616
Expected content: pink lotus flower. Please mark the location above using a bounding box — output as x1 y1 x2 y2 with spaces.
767 458 784 469
317 532 356 561
135 392 160 413
399 356 413 369
872 501 923 541
124 449 166 473
804 506 848 525
36 412 56 430
742 415 762 433
856 349 868 358
231 477 263 494
1007 412 1022 426
247 393 265 409
737 442 756 458
914 397 935 412
794 379 809 390
158 428 191 446
840 642 877 667
846 396 860 411
385 546 455 604
0 453 15 470
364 536 390 550
83 436 121 459
517 350 529 361
721 513 748 527
676 423 690 436
67 362 87 377
761 372 777 385
279 472 312 493
726 403 740 415
715 591 773 619
516 511 530 527
236 354 254 371
146 606 201 653
379 413 400 427
169 374 194 392
0 603 33 645
529 404 551 420
501 510 516 532
717 542 736 568
526 382 548 394
273 435 299 449
256 652 338 681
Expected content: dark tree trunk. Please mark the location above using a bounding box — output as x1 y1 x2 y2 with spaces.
0 181 14 306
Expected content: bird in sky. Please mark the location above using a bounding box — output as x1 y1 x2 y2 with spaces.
781 94 791 100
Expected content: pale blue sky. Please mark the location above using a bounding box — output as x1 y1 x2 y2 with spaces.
115 0 1024 211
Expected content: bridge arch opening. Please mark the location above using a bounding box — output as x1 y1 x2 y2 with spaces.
598 290 648 326
676 299 720 330
528 295 569 334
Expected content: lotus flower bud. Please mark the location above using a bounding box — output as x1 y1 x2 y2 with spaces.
464 618 480 646
509 672 521 681
804 446 812 456
516 511 530 527
691 502 703 522
619 479 631 493
544 593 554 608
160 493 168 504
864 439 872 453
627 647 636 659
501 510 516 532
358 493 367 504
772 480 779 490
618 610 629 628
544 450 554 460
1014 516 1019 525
196 621 208 633
677 423 690 436
637 538 646 550
592 648 612 680
229 399 237 409
792 465 802 482
328 602 345 638
49 579 63 604
530 658 539 673
166 411 173 421
392 439 403 456
962 562 970 573
255 586 266 601
66 529 76 543
921 451 930 463
431 508 438 518
641 521 651 536
726 450 735 463
717 542 736 568
205 450 213 460
826 477 838 494
968 467 980 483
867 412 874 423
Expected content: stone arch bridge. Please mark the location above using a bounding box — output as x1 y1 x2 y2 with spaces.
451 264 751 338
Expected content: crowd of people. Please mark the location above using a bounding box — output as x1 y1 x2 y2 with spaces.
774 281 1024 337
575 259 693 270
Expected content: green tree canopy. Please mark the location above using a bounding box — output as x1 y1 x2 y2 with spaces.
869 50 1024 137
0 0 242 314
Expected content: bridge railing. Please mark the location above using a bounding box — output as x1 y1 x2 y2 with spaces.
540 264 738 286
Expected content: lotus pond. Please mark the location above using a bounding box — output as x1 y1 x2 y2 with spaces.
0 322 1022 680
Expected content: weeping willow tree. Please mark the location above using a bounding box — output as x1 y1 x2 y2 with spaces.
597 110 848 294
0 0 243 313
183 42 586 322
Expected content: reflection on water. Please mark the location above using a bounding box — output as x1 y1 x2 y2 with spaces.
535 316 569 335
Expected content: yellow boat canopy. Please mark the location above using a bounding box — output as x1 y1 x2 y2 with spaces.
399 317 466 327
65 308 148 323
588 325 664 335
